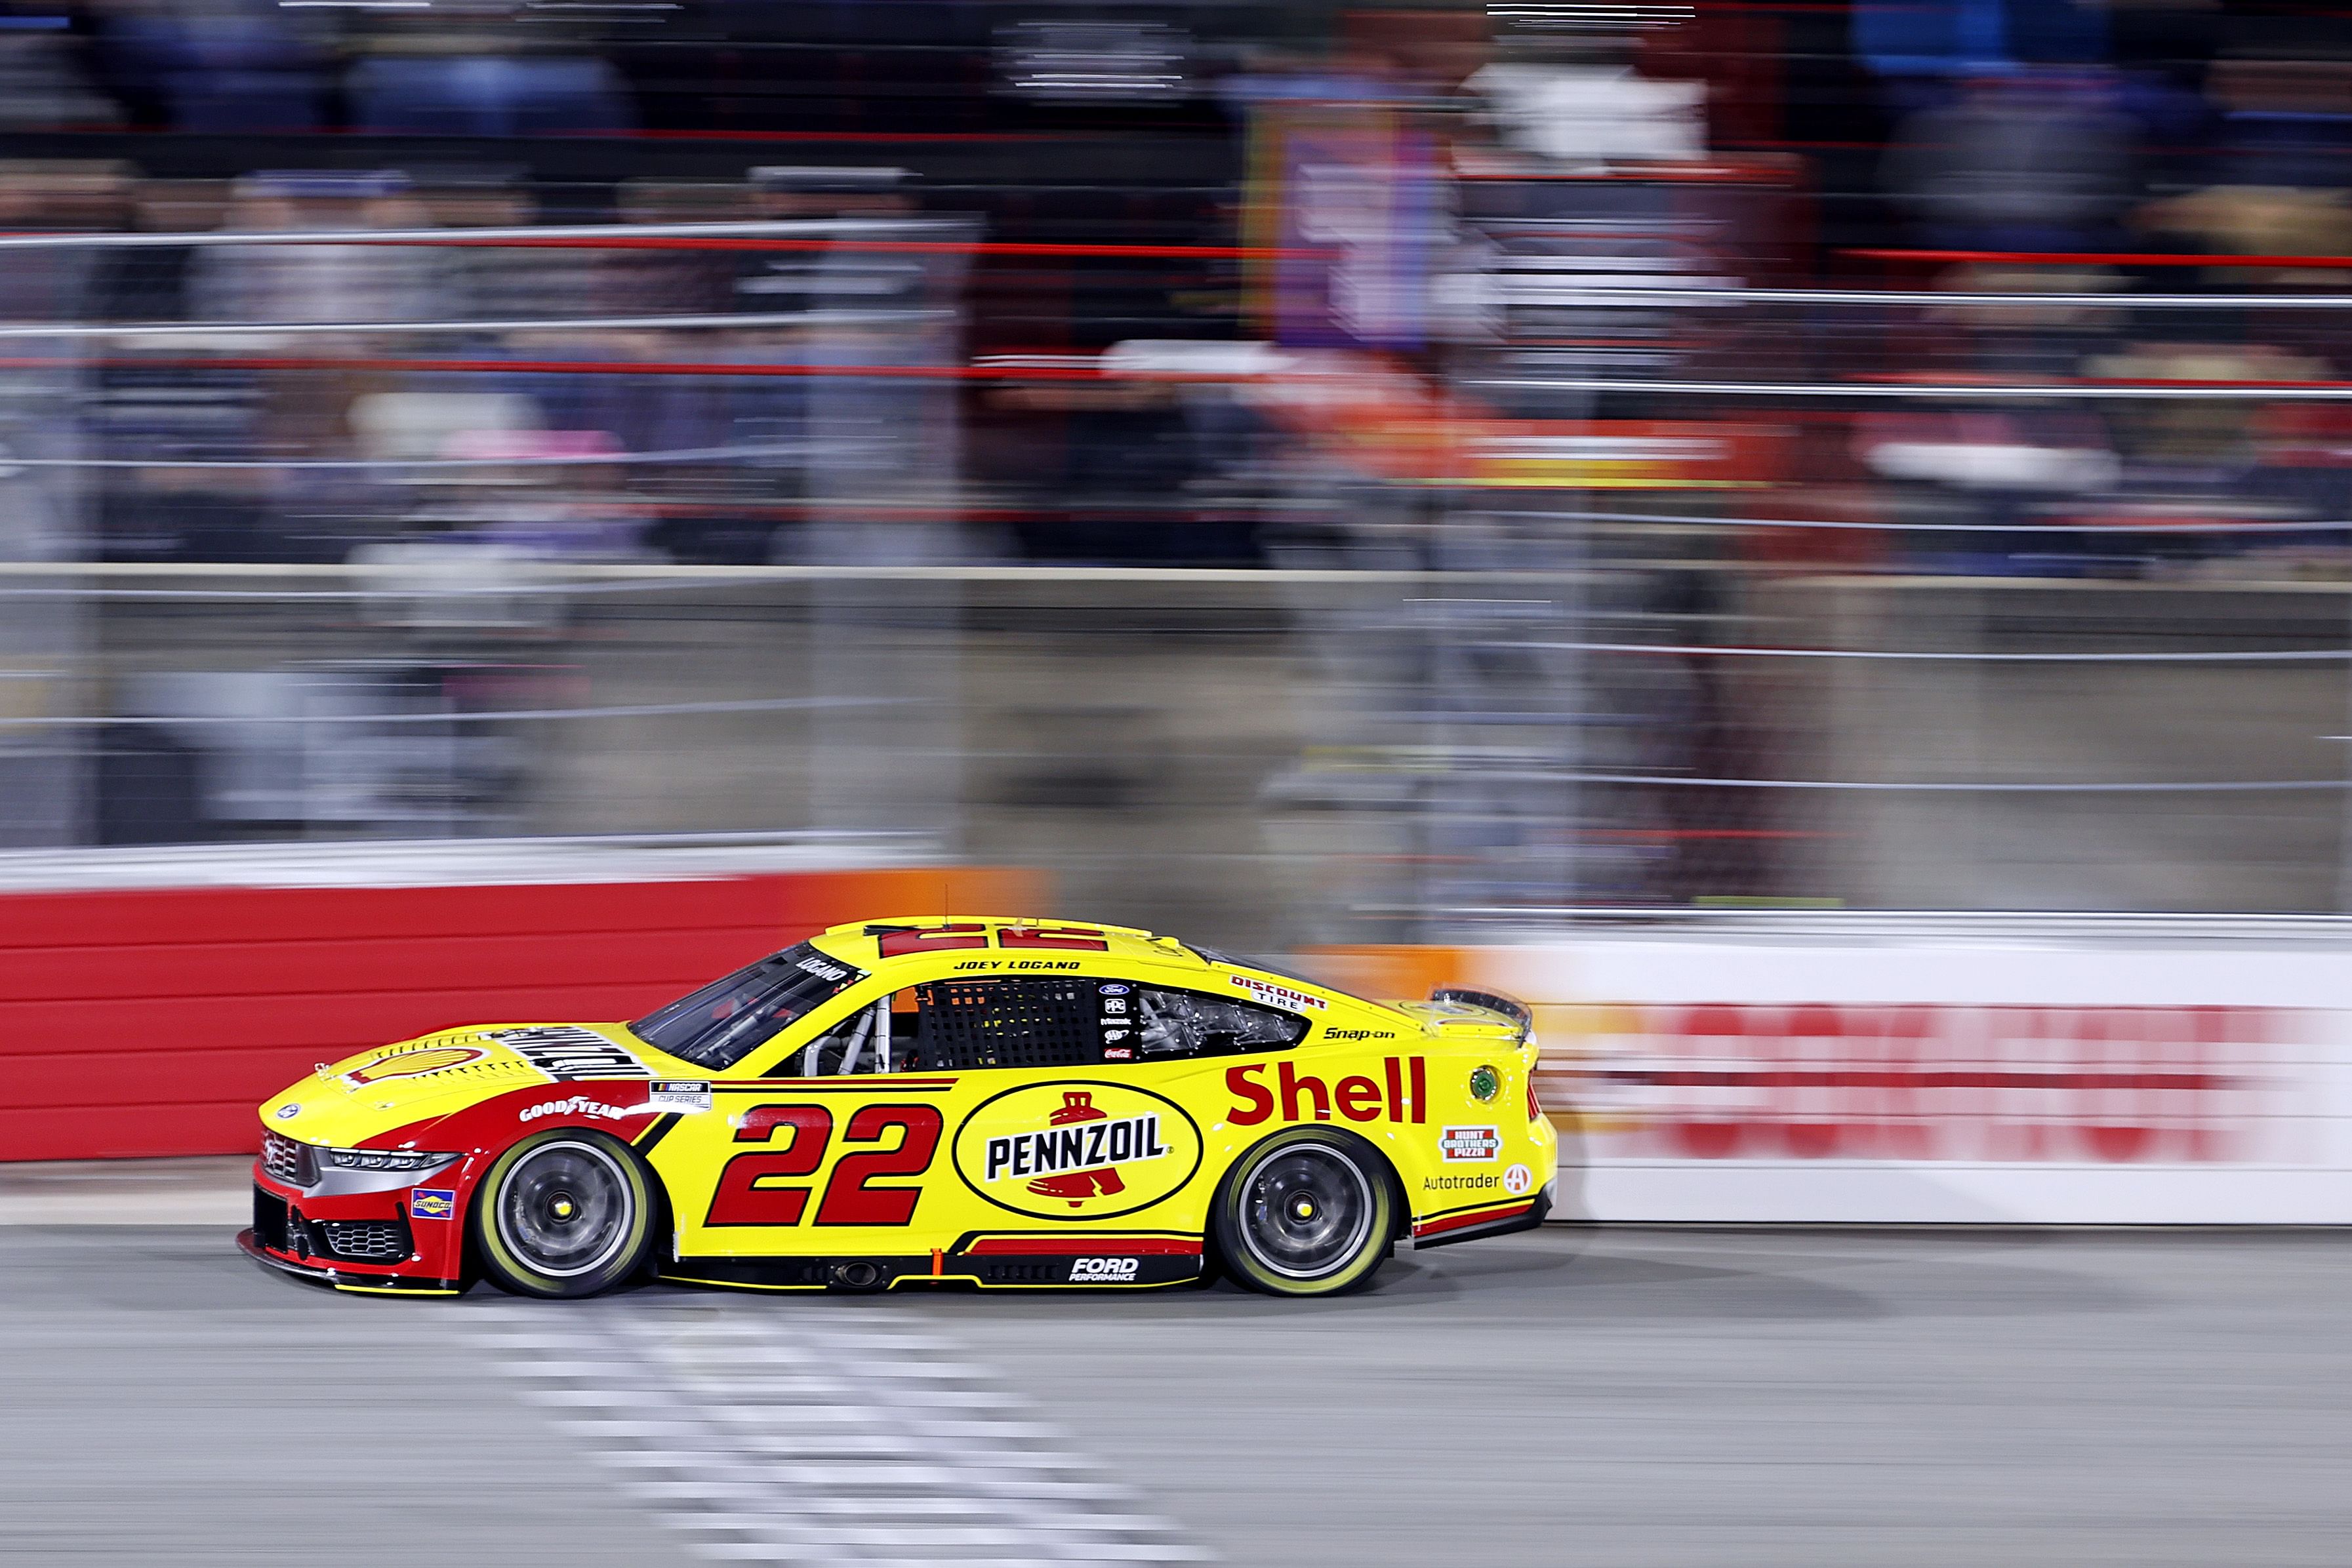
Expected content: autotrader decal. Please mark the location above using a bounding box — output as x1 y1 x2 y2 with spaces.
952 1082 1202 1222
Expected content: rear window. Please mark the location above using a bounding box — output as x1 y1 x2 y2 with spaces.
1185 944 1330 993
628 943 866 1069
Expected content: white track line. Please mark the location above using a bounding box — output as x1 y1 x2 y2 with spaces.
472 1304 1213 1566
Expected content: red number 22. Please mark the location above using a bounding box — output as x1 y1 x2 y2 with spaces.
704 1102 942 1228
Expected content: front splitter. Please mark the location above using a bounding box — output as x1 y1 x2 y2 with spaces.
235 1228 464 1296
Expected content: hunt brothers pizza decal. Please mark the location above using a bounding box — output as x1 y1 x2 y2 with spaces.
952 1081 1203 1221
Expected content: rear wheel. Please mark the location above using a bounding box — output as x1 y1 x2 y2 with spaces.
1211 1128 1395 1297
472 1130 657 1299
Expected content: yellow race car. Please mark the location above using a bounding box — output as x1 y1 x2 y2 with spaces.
241 916 1555 1298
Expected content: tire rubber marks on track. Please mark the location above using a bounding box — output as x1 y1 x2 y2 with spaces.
472 1305 1213 1565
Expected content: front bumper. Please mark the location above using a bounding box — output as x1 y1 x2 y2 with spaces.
243 1159 471 1292
236 1228 464 1295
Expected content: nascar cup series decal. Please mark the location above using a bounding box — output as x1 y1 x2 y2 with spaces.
952 1081 1203 1221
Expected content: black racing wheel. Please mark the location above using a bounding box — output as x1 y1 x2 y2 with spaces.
1211 1127 1396 1297
472 1129 657 1298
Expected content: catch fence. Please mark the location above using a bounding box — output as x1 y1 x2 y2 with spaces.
3 218 2352 937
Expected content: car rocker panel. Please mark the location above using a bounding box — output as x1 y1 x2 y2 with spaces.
241 917 1558 1298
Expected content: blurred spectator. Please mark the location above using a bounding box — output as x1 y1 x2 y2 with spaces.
2138 52 2352 292
742 166 982 565
95 0 323 133
344 10 634 137
1883 70 2140 252
1852 0 2111 117
0 0 119 127
189 169 439 325
1465 35 1707 172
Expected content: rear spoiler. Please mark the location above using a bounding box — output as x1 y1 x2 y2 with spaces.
1430 985 1533 1039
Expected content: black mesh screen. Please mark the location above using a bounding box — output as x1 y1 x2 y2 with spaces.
253 1185 289 1252
914 977 1102 1070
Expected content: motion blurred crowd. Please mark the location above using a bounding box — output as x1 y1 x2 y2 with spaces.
0 0 2345 574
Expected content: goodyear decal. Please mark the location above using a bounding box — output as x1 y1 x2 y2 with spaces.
953 1082 1202 1221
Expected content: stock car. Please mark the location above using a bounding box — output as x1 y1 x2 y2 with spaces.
240 916 1555 1298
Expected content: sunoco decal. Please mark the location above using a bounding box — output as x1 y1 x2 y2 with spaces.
489 1026 652 1082
952 1081 1202 1222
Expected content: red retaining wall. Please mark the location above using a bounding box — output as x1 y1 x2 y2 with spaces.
0 866 1039 1161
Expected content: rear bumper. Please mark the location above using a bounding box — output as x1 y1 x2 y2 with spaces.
1410 1181 1554 1251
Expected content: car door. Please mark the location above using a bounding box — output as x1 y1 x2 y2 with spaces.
651 976 960 1266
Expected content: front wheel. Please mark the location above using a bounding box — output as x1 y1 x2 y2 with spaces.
472 1130 657 1298
1211 1128 1396 1297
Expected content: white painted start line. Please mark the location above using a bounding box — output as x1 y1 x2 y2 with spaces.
475 1302 1215 1566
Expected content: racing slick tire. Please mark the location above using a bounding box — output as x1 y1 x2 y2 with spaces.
472 1129 658 1298
1211 1127 1396 1297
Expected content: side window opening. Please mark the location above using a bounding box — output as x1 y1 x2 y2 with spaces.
915 976 1099 1070
771 977 1308 1076
772 977 1103 1075
1127 987 1305 1060
773 994 897 1077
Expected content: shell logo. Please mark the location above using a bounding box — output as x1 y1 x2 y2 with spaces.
952 1081 1202 1221
344 1045 488 1086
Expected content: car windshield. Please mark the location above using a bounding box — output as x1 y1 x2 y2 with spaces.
628 943 867 1069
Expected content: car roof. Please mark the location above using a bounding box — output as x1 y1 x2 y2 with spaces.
808 915 1213 974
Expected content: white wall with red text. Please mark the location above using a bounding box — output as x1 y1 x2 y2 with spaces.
1310 929 2352 1224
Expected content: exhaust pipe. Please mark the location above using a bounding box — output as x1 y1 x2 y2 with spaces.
830 1260 883 1291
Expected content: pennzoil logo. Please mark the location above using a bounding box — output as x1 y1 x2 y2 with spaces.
953 1082 1202 1222
343 1045 487 1086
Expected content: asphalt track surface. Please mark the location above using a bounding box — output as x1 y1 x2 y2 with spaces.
2 1226 2345 1567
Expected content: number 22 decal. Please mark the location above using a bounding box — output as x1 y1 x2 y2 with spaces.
704 1103 944 1228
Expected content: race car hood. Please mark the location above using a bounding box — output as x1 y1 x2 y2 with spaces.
260 1023 696 1149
